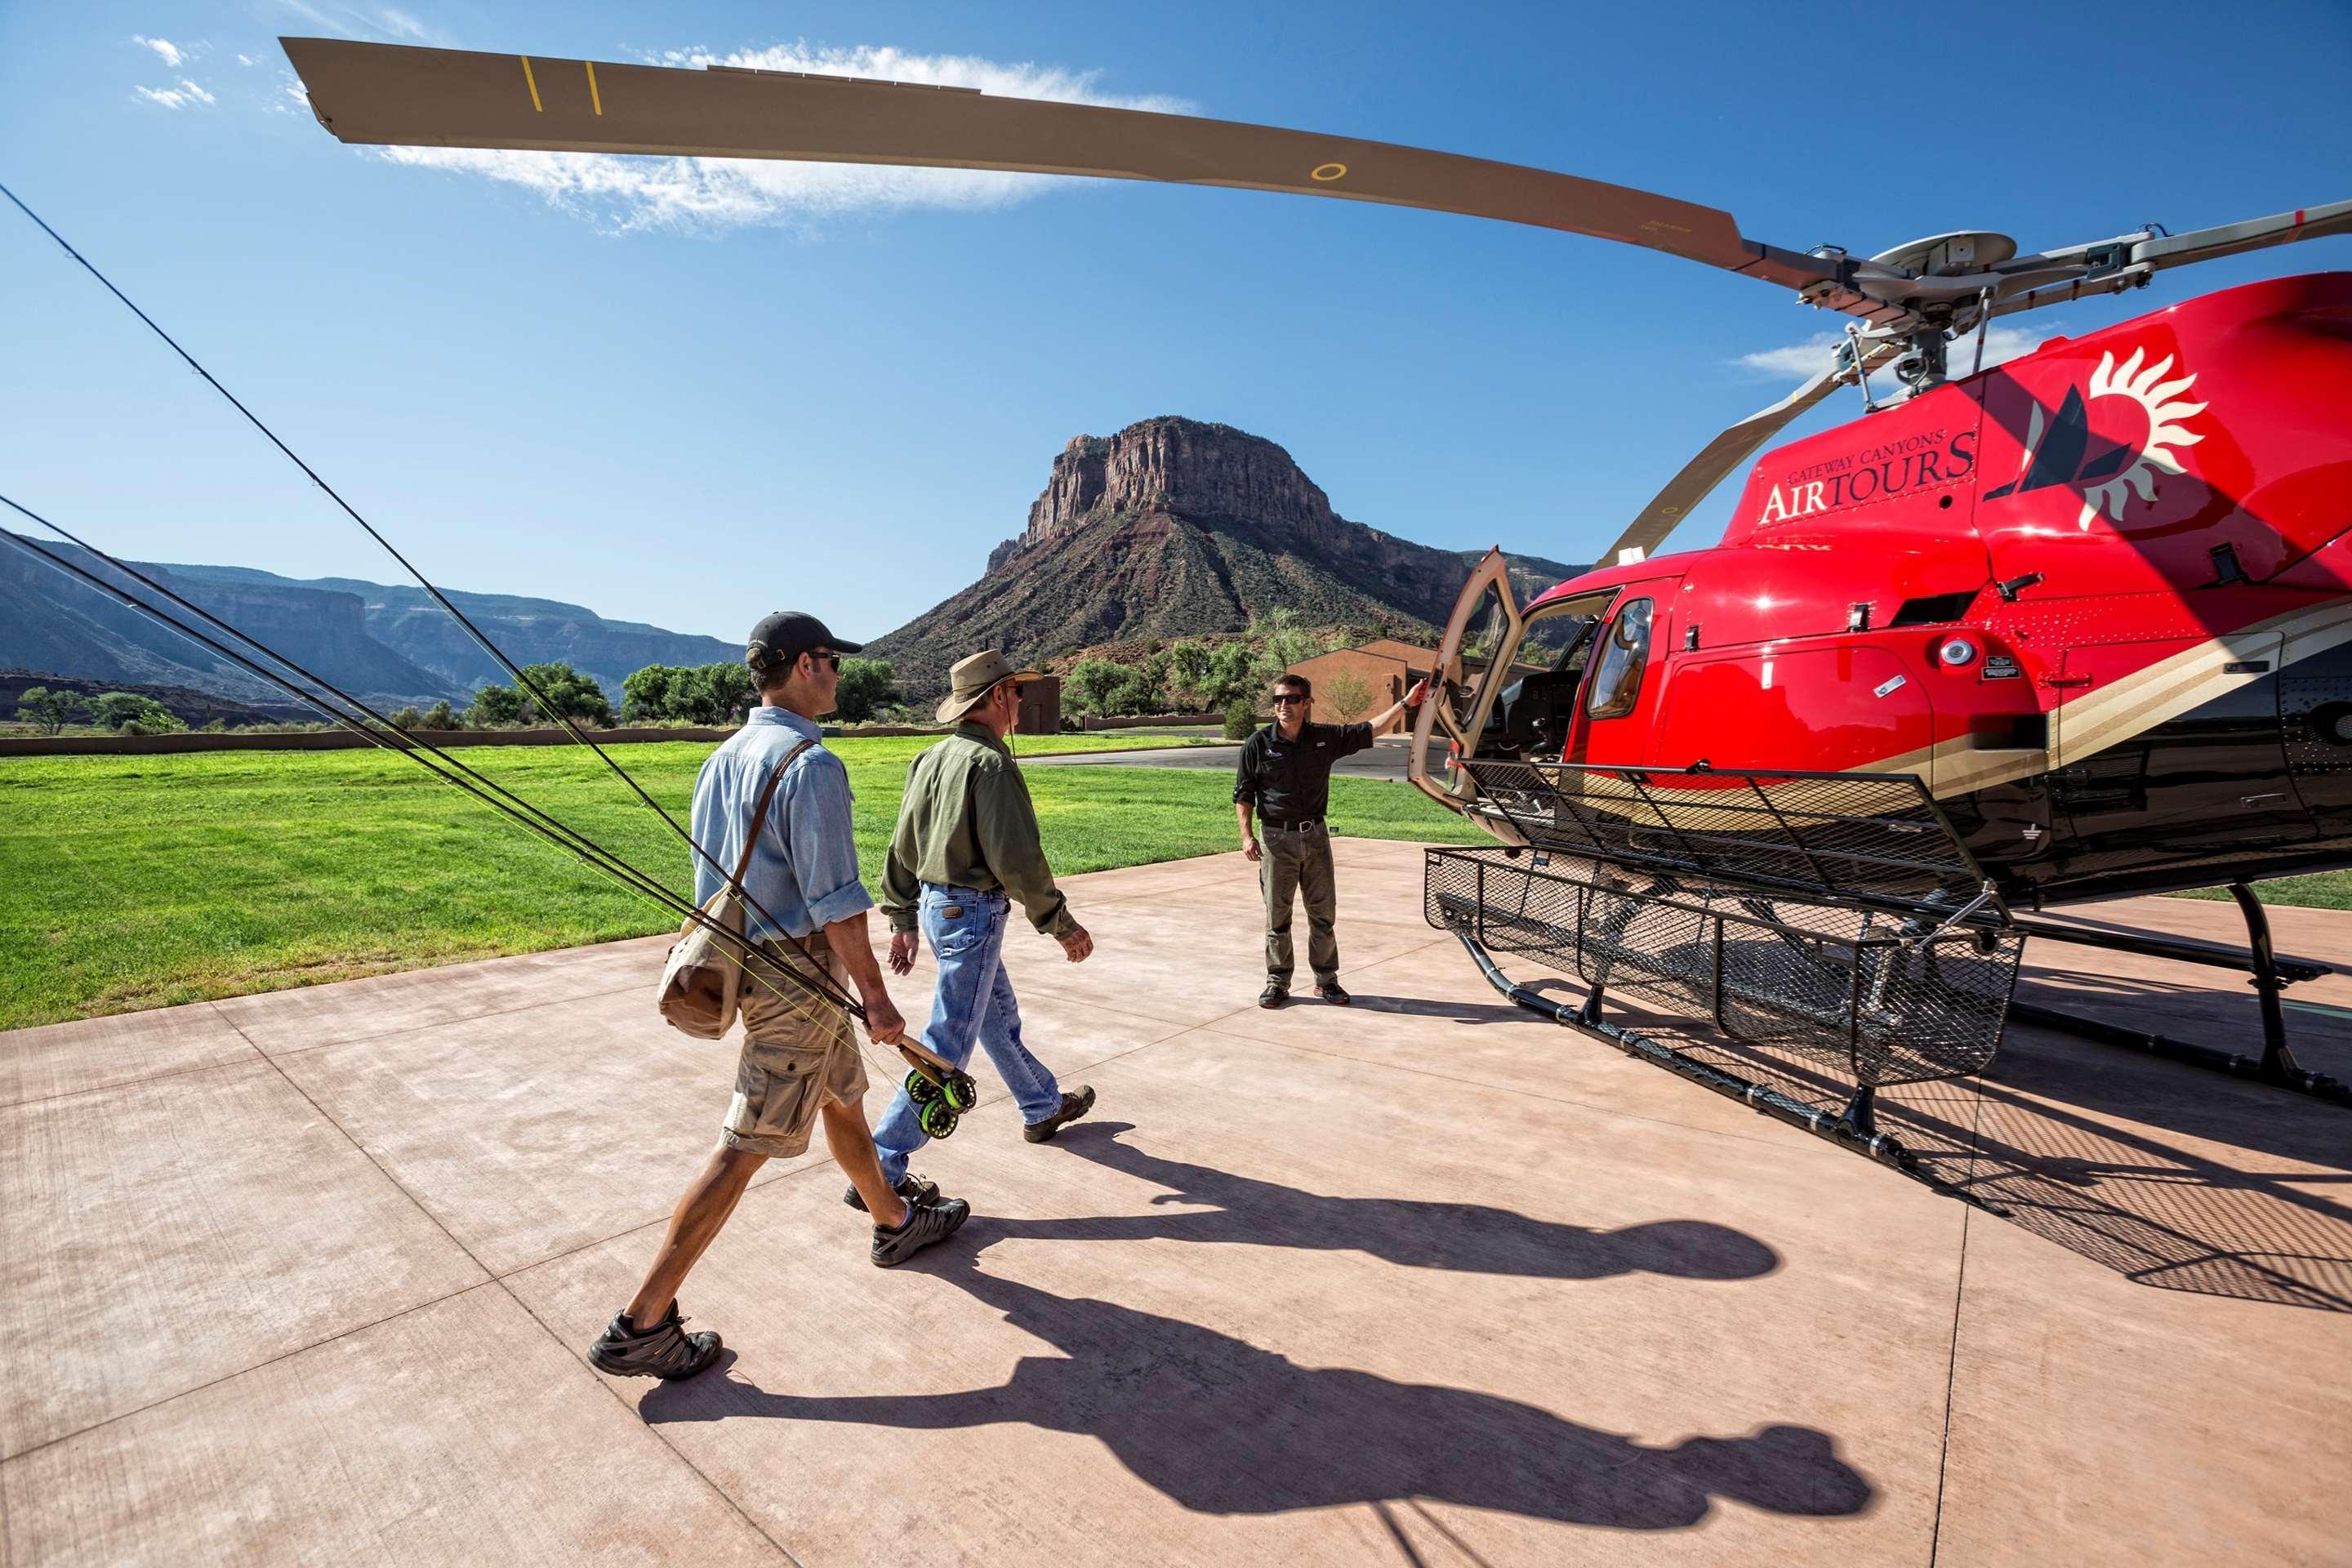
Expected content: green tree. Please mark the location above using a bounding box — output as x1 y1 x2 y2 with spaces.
515 662 613 728
13 686 80 735
1321 671 1374 724
1065 658 1129 717
833 657 900 724
621 664 679 724
1222 696 1258 740
420 700 460 731
1199 641 1262 711
90 692 182 733
1138 650 1174 715
1252 608 1323 675
1167 639 1210 710
386 705 425 730
466 683 525 728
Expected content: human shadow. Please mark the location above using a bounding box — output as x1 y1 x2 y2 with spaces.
978 1123 1779 1283
641 1258 1872 1530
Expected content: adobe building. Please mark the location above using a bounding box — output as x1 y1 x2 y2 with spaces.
1015 674 1063 734
1284 639 1546 733
1283 639 1441 734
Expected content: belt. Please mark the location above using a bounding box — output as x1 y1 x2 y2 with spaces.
1262 818 1324 832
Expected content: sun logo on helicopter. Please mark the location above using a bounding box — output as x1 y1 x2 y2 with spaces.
1983 344 2208 529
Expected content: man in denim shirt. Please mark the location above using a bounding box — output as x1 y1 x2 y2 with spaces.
870 650 1098 1202
590 612 969 1383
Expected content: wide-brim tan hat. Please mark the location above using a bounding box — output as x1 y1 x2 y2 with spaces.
936 648 1044 724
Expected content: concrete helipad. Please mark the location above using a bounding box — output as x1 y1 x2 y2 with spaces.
4 840 2348 1566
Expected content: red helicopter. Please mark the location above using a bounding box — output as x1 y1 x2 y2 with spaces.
277 39 2352 1186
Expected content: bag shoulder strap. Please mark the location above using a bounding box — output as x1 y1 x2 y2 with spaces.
728 737 817 889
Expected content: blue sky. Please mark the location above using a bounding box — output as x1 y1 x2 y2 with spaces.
4 0 2347 646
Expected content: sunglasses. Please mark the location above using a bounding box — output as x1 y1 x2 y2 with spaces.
1270 693 1308 706
807 651 843 672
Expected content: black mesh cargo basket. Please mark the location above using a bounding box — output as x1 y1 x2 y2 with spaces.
1424 843 2021 1087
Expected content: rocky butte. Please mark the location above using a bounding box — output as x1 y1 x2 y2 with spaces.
869 416 1583 697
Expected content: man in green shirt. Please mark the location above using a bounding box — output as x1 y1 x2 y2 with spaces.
865 650 1098 1204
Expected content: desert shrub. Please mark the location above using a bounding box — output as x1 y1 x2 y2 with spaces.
1321 672 1374 724
1222 697 1257 741
90 693 183 733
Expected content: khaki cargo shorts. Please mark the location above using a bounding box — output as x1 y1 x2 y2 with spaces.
721 939 869 1159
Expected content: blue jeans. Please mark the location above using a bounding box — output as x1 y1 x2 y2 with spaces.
873 885 1064 1183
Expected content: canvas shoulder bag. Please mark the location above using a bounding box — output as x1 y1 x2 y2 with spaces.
656 737 815 1039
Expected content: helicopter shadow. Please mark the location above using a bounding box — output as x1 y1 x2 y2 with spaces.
639 1254 1873 1531
1586 991 2352 1312
974 1121 1780 1282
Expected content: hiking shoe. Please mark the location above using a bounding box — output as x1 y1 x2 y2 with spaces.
1023 1085 1097 1144
844 1171 940 1214
1259 982 1289 1009
1315 980 1352 1005
587 1301 723 1381
871 1193 972 1267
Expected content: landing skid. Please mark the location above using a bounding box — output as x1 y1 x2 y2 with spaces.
1451 931 2010 1214
2013 884 2350 1108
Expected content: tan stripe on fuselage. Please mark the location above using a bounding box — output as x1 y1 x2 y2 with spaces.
1860 597 2352 797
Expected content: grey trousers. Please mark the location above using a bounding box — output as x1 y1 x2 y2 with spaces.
1261 826 1339 986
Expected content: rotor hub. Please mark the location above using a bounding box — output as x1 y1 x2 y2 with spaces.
1870 230 2019 278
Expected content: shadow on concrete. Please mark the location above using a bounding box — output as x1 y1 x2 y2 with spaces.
1578 991 2352 1312
641 1258 1872 1530
978 1123 1780 1282
1321 993 1548 1026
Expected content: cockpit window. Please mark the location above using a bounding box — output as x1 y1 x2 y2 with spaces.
1584 598 1655 719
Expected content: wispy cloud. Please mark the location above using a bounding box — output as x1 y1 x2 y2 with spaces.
132 34 186 67
134 78 218 110
376 42 1192 233
274 1 450 45
237 52 261 67
377 7 433 42
1734 323 2053 385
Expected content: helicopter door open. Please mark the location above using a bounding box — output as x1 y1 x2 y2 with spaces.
1408 548 1521 808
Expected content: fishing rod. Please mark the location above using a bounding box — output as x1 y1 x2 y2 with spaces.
0 501 863 1027
0 179 814 969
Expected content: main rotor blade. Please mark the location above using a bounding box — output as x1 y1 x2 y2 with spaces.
1594 341 1904 565
284 37 1838 287
1987 199 2352 322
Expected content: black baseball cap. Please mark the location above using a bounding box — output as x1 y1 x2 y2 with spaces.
746 611 862 673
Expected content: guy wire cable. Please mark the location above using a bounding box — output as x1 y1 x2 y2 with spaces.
0 514 893 1085
0 180 821 973
0 501 866 1038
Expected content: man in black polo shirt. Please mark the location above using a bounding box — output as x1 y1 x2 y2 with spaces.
1234 670 1430 1008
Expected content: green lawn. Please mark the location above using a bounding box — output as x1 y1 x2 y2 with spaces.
0 735 1483 1030
2173 875 2352 912
7 734 2342 1031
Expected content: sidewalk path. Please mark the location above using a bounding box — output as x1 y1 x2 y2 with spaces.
3 842 2346 1566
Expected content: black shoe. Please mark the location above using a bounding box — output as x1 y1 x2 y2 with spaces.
1316 980 1352 1005
844 1171 940 1213
1024 1085 1097 1144
587 1301 723 1381
871 1193 973 1267
1259 982 1289 1009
